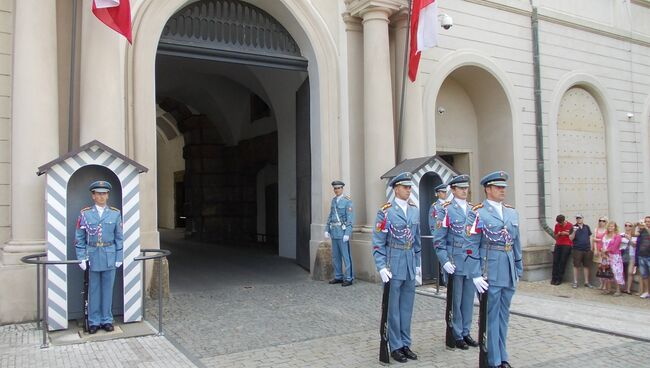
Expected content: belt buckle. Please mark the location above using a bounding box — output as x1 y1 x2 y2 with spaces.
406 241 412 250
504 243 512 252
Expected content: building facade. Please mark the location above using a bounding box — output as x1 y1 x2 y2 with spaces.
1 0 649 323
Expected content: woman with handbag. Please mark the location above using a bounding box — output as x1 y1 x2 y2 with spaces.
601 221 624 296
593 217 608 290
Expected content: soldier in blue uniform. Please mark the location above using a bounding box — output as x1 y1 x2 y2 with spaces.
324 180 355 286
372 172 422 363
431 174 480 350
466 171 522 368
75 181 124 334
428 182 449 228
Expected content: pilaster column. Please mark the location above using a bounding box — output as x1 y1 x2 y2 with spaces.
79 0 126 151
359 7 397 224
3 0 60 264
392 10 425 160
342 12 367 225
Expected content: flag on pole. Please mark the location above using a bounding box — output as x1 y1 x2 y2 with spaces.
92 0 133 44
408 0 439 81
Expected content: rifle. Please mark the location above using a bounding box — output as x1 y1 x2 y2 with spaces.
444 272 455 348
478 252 489 368
379 281 391 363
82 262 90 333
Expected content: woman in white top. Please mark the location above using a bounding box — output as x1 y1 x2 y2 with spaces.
621 221 637 294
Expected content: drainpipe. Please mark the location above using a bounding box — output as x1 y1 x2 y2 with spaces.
531 6 553 237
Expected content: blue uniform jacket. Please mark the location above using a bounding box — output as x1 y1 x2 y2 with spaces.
75 206 124 272
465 201 523 287
432 199 477 277
325 195 354 239
372 201 421 281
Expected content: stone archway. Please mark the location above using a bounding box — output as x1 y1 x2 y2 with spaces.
422 50 523 220
547 72 621 223
127 0 340 265
423 52 519 211
555 87 608 226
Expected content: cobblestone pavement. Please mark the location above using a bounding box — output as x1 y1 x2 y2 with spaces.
144 279 648 368
2 232 648 368
0 323 195 368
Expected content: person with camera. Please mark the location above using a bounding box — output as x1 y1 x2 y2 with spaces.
569 214 593 288
551 214 573 285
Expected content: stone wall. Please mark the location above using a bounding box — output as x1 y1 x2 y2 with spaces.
0 0 12 246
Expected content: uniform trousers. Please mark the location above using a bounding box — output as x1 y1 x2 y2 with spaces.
331 238 353 281
388 277 416 352
452 274 476 340
89 269 116 326
486 285 515 367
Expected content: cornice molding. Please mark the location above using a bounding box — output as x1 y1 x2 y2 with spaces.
463 0 650 47
347 0 407 18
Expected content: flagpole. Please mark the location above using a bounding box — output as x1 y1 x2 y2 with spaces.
67 0 79 151
396 0 413 162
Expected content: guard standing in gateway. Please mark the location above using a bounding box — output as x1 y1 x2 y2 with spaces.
324 180 355 286
75 180 124 334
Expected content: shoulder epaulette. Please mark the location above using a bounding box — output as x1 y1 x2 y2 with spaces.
408 199 417 206
381 202 392 211
468 202 473 207
442 200 452 208
471 203 484 211
80 206 92 212
345 194 352 200
504 203 515 209
110 206 121 212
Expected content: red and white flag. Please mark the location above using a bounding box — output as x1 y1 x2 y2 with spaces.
408 0 439 81
93 0 133 44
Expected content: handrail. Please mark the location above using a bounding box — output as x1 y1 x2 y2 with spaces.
20 253 82 348
134 249 171 336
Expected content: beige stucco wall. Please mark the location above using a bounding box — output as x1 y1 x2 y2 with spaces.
0 0 12 245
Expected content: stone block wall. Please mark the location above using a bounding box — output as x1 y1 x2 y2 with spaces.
181 115 277 245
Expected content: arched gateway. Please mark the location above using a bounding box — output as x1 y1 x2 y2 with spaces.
128 0 340 271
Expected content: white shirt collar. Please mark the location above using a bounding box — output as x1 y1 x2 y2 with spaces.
95 204 106 215
395 197 409 215
336 194 344 202
454 198 468 212
486 199 503 219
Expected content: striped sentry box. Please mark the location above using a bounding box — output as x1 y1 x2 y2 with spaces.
37 141 148 331
384 156 458 205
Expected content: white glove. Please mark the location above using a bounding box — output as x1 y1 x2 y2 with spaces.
443 261 456 274
415 267 422 286
343 235 349 242
324 231 330 239
115 262 122 268
78 261 87 271
473 277 489 293
379 268 392 283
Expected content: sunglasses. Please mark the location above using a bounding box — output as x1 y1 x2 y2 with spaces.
599 220 607 223
625 224 633 227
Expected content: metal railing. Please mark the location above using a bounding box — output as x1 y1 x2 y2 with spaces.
135 249 171 336
20 253 82 348
21 248 172 347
